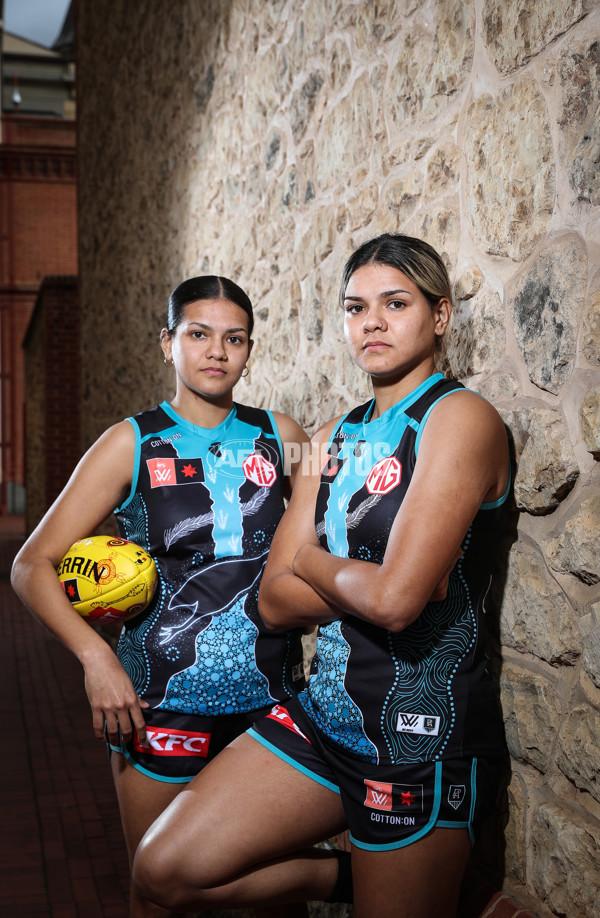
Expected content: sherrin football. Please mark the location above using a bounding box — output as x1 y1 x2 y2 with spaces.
57 536 158 625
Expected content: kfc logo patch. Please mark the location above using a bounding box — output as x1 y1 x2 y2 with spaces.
365 456 402 495
133 726 211 757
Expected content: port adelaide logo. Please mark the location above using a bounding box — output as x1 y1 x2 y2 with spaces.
448 785 466 810
396 712 440 736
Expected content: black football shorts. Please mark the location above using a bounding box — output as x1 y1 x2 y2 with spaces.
248 695 503 850
109 703 273 783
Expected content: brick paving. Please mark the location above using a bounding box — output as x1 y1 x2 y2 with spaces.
0 572 130 916
0 520 538 918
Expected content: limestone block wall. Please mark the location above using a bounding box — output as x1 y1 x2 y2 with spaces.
77 2 600 915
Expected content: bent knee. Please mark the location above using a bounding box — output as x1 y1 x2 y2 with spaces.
133 832 192 910
133 825 238 910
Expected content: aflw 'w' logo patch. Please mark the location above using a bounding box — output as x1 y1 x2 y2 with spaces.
364 779 424 812
147 457 205 487
396 712 440 736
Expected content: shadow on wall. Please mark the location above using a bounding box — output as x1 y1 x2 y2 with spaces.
438 296 522 902
474 436 519 895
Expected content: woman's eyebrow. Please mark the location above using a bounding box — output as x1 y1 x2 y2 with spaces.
187 321 247 334
344 288 412 301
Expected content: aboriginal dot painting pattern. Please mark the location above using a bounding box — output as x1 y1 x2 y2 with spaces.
302 376 493 766
160 599 271 715
301 620 379 760
113 403 304 714
122 493 149 551
117 494 161 697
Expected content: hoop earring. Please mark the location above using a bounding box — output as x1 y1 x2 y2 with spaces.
242 366 249 378
164 357 174 367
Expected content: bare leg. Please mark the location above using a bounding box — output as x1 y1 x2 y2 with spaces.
352 827 471 918
133 733 348 912
111 752 186 917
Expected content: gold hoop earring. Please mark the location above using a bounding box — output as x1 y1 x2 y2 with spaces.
242 366 249 378
164 357 174 367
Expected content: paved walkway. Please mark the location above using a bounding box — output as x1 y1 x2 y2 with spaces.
1 570 130 916
0 519 538 918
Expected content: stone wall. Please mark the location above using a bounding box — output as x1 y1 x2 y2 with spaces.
77 2 600 915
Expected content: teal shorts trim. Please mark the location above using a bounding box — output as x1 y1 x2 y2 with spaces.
248 696 503 850
108 703 273 783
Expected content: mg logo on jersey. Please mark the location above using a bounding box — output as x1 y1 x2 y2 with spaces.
243 453 277 487
365 456 402 495
133 726 211 757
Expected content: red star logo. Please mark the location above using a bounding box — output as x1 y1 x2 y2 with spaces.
67 584 76 597
400 791 416 806
182 464 197 478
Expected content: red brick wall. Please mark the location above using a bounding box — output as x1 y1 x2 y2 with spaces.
10 182 78 282
1 115 76 149
0 113 77 513
43 278 81 511
24 276 80 531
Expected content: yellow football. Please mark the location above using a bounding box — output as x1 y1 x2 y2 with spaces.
57 535 158 625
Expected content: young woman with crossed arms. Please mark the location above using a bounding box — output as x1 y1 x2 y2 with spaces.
12 275 353 918
133 235 510 918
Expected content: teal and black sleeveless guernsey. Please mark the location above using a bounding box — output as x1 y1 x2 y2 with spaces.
298 373 509 766
114 401 305 715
